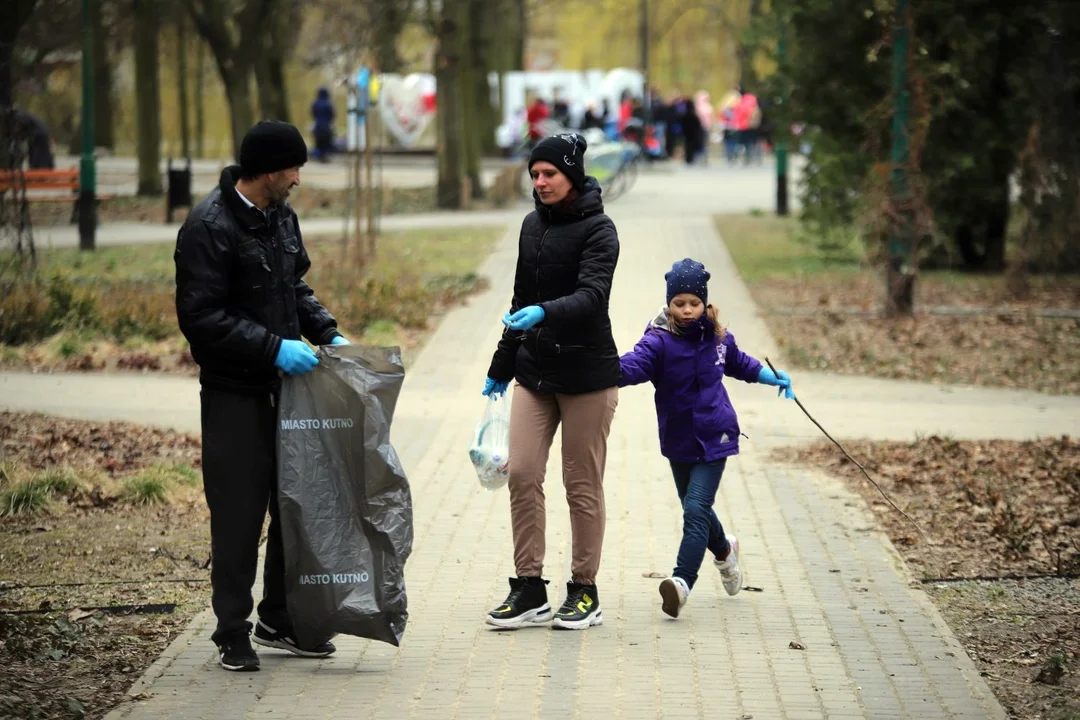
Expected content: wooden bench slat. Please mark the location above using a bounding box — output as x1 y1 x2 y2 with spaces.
0 168 80 193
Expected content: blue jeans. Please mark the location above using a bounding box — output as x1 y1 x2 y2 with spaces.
669 459 731 589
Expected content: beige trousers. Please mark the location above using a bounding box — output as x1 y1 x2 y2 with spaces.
507 383 618 585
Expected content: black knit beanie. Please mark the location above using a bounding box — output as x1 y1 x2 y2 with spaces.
665 258 710 305
528 132 588 191
239 120 308 177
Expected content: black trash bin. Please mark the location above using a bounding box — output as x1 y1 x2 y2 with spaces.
166 157 193 223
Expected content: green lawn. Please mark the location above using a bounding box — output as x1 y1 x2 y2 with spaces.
713 213 865 282
32 225 499 285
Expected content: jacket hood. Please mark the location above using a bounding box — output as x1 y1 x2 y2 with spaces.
650 307 670 331
647 307 714 337
533 176 604 217
317 87 330 99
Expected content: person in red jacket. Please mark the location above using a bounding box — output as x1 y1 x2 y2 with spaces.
526 97 550 144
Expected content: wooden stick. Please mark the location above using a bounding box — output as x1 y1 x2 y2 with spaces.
765 357 930 547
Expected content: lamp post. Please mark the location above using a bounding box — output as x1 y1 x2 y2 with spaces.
776 20 789 216
887 0 913 314
79 0 97 251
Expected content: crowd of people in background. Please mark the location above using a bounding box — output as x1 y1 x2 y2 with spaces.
520 84 770 167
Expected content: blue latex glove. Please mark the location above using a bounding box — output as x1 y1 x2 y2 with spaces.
757 366 795 399
275 339 319 375
330 335 350 346
503 305 545 332
482 377 509 397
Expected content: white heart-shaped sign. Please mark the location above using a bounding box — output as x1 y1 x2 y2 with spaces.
379 74 436 148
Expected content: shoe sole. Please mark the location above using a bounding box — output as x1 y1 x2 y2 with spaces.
219 658 260 672
551 610 603 630
659 580 683 618
252 635 335 658
485 604 553 630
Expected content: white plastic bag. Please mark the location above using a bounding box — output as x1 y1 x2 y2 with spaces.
468 392 512 491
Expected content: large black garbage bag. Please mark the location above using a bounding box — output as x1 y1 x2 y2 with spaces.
277 345 413 648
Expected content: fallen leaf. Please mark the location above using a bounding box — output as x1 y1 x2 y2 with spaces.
789 641 806 650
68 609 96 623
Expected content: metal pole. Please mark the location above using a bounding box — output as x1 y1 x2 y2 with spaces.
776 20 789 216
887 0 913 314
79 0 97 251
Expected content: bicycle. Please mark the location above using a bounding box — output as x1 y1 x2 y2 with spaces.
516 124 642 203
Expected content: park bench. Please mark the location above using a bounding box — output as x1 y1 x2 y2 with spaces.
0 168 114 224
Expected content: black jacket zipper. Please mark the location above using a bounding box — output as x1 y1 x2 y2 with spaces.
534 225 551 391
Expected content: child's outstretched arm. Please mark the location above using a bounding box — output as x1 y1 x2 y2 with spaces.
724 331 795 399
618 331 661 387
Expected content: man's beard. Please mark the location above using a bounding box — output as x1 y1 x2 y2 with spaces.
269 185 290 204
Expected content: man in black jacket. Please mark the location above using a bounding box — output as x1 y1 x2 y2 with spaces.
175 120 347 671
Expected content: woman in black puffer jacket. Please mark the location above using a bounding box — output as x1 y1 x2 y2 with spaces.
483 133 620 632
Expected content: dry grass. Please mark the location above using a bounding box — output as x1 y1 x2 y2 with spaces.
0 225 503 372
715 213 1080 395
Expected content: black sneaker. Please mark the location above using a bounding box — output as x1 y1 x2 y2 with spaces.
252 620 336 658
218 634 260 672
486 576 553 629
551 581 602 630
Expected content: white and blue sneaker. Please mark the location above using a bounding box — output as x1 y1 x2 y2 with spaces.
714 535 743 596
659 576 691 618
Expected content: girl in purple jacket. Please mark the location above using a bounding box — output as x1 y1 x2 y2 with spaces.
619 258 795 619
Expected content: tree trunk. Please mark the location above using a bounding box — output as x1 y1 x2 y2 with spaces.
134 0 162 195
953 171 1011 272
736 0 763 90
90 0 114 149
254 54 278 120
194 38 204 157
266 54 289 122
434 9 463 209
254 18 288 122
510 0 526 71
459 0 482 199
176 14 191 158
1 0 39 170
221 66 255 161
471 0 499 157
0 38 12 180
185 0 271 159
373 0 408 73
982 159 1011 272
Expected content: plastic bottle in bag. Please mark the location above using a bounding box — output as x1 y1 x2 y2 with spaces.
469 392 512 491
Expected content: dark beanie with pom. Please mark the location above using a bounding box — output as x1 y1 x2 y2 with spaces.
239 120 308 177
528 132 588 190
665 258 710 304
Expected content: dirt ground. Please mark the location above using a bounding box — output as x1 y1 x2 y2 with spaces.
757 274 1080 396
774 436 1080 720
0 411 210 720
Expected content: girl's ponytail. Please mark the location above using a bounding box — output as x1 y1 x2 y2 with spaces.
707 305 727 341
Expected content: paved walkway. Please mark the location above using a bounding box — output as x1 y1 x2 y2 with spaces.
32 207 528 250
50 154 518 195
5 164 1077 719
